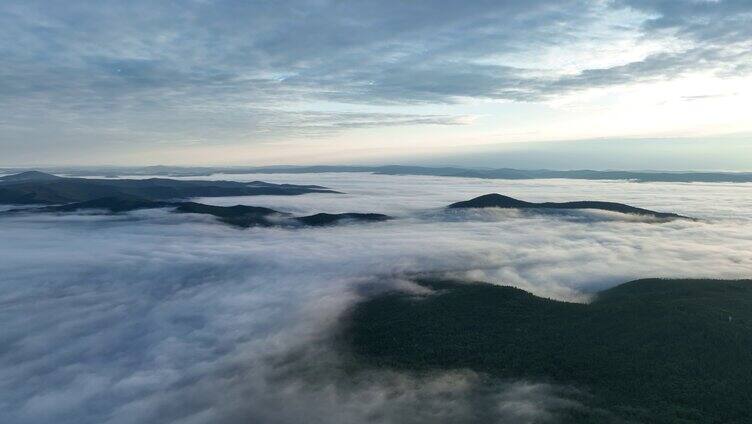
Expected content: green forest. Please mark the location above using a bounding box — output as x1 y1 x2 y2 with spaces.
343 278 752 423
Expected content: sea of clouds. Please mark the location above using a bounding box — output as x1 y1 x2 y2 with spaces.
2 173 751 423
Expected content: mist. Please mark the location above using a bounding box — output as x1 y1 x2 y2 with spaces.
2 173 751 423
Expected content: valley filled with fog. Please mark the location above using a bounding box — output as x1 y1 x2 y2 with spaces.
2 172 752 423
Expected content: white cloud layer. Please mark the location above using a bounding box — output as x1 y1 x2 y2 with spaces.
2 173 752 423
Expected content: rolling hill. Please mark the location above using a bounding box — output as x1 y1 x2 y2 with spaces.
0 171 336 205
343 278 752 423
448 193 690 220
9 197 391 228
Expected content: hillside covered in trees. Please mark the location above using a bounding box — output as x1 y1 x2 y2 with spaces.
343 278 752 423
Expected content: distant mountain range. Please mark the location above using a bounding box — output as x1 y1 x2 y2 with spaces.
253 165 752 183
7 165 752 183
448 193 690 220
0 171 393 228
344 277 752 424
0 171 336 205
0 172 693 225
8 196 392 228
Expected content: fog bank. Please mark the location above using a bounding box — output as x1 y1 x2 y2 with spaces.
2 173 751 423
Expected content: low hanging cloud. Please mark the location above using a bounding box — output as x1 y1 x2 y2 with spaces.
2 173 752 423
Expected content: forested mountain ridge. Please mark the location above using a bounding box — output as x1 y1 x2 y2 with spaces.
343 278 752 423
0 171 336 204
448 193 690 220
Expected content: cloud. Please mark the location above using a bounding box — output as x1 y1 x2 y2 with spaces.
2 172 752 423
617 0 752 43
2 0 749 160
4 0 748 106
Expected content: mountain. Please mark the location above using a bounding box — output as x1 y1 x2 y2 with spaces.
191 165 752 183
343 278 752 424
0 171 337 205
0 170 62 182
173 202 286 228
181 165 752 182
301 165 752 183
9 166 752 183
9 197 391 228
37 197 172 213
26 198 285 227
294 213 391 227
448 193 689 219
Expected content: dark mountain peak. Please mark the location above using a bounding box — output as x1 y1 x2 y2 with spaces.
448 193 689 220
448 193 532 209
295 212 391 227
0 170 61 182
173 202 283 218
173 202 287 228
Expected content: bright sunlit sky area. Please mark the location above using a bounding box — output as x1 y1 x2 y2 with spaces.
1 1 751 168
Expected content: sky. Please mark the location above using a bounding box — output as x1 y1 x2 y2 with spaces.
1 0 751 167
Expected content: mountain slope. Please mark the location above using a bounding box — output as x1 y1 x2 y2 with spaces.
294 213 391 226
343 278 752 424
173 202 287 227
0 172 337 205
9 197 391 228
0 171 62 182
448 193 689 220
10 166 752 183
